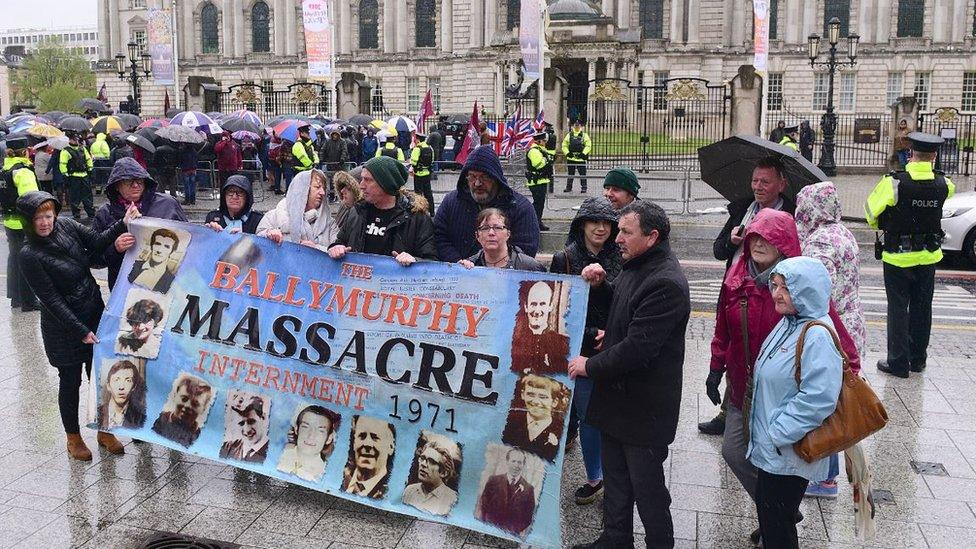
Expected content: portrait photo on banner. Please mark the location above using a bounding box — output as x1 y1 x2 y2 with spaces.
97 357 147 431
151 372 216 448
277 404 342 483
219 390 272 464
473 444 546 538
501 373 570 463
126 225 192 294
114 288 171 359
341 415 397 500
510 280 571 375
401 431 463 517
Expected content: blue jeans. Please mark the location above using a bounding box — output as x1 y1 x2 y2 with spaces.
182 172 196 201
827 452 839 481
573 377 603 482
281 166 295 191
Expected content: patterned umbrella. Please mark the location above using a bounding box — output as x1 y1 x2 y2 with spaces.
26 123 65 138
7 115 51 134
228 109 263 127
231 130 261 141
170 111 222 135
156 124 206 144
91 115 124 135
220 117 261 134
267 114 315 126
272 119 308 143
138 118 171 129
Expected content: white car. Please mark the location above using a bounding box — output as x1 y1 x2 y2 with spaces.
942 190 976 264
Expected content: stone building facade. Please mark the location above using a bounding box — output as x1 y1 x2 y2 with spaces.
95 0 976 124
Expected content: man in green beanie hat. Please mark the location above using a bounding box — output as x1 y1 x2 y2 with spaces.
328 156 437 265
603 167 641 210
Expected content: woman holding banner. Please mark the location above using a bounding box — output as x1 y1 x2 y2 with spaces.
458 208 545 272
257 168 339 250
17 191 141 461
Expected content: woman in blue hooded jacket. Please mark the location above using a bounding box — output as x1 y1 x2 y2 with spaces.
747 256 842 549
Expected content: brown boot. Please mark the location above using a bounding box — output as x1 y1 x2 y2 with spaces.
66 433 92 461
97 432 125 455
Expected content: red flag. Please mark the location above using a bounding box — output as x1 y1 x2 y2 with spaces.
415 89 434 134
164 89 171 113
455 101 481 166
96 83 108 102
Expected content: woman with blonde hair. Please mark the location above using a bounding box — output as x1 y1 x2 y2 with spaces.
332 170 363 230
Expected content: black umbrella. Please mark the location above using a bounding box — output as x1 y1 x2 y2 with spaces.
135 127 160 143
77 98 110 113
118 131 156 154
43 111 68 122
347 114 374 126
696 134 829 203
58 116 93 133
116 113 142 131
219 117 261 134
443 113 471 125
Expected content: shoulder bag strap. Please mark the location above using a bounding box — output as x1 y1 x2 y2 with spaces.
794 320 850 385
739 298 754 444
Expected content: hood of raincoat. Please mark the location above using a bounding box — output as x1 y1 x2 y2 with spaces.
568 196 619 248
456 145 511 196
726 208 801 289
284 168 335 244
220 174 254 220
17 190 61 220
770 256 832 320
794 181 842 241
105 156 157 201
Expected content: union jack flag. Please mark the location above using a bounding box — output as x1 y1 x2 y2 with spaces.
500 107 547 155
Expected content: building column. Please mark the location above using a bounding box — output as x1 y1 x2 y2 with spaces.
108 0 121 55
587 58 597 95
181 0 195 58
469 0 485 48
950 0 966 42
340 0 352 54
222 1 235 56
876 0 892 43
617 0 630 29
687 0 700 43
729 0 745 47
802 0 816 42
606 60 617 79
234 0 245 57
669 0 685 43
274 0 286 55
397 0 408 52
484 0 496 46
440 0 453 53
383 0 396 53
495 62 505 114
285 0 297 56
97 0 109 58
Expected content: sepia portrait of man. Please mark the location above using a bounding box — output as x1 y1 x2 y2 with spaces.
277 405 341 483
510 280 570 375
341 415 396 500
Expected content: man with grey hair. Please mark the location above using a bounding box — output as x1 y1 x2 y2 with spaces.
568 200 690 549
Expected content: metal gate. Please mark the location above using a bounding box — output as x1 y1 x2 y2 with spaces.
216 83 334 120
565 77 730 171
917 107 976 176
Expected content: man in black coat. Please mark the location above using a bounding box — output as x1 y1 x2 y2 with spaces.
568 200 690 549
704 156 794 437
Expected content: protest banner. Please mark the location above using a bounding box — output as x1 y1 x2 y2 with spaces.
93 219 588 547
147 8 175 85
302 0 333 78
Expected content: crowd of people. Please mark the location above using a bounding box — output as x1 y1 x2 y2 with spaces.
8 118 951 549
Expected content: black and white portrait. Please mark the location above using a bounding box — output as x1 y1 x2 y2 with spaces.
277 404 341 483
218 391 271 464
341 415 396 500
97 358 147 430
501 374 570 462
401 431 462 516
127 226 190 294
474 444 546 537
151 373 215 447
115 289 170 359
510 280 571 375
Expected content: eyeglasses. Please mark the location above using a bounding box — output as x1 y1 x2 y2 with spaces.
119 180 145 188
466 173 492 186
476 225 508 233
417 454 443 467
225 189 246 197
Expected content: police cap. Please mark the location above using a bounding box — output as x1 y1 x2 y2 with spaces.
783 125 798 133
532 131 547 140
415 132 427 140
907 132 943 153
4 133 29 150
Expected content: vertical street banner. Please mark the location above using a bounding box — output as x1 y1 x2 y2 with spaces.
519 0 543 84
146 8 175 85
93 219 588 547
753 0 770 74
302 0 333 78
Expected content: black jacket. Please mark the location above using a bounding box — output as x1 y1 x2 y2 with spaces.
332 194 438 260
712 195 796 270
204 175 264 234
584 242 690 447
17 191 125 367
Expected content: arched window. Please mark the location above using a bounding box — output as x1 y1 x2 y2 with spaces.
359 0 378 49
251 1 270 52
507 0 521 31
639 0 664 40
416 0 436 47
201 2 219 54
823 0 851 37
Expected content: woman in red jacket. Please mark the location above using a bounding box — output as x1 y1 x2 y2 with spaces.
707 208 860 546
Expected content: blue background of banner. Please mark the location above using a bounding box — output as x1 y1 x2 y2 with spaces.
94 219 589 547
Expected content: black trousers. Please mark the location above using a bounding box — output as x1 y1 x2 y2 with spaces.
5 227 36 308
529 184 547 226
600 434 674 548
57 362 92 434
413 174 434 216
66 175 95 218
883 262 936 372
755 469 808 549
566 162 587 190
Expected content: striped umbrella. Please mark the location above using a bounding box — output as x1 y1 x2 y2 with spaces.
272 119 306 143
170 110 222 135
228 109 263 127
27 123 65 138
138 118 171 129
91 115 124 135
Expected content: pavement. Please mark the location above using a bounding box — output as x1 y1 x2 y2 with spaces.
0 171 974 548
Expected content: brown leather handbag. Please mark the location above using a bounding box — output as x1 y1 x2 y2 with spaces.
793 321 888 463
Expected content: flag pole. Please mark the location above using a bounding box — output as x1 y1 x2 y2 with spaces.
171 0 181 110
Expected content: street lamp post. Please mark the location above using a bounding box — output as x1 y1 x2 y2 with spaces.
808 17 859 177
115 41 152 116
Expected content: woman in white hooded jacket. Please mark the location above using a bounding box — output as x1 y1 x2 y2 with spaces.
257 168 339 250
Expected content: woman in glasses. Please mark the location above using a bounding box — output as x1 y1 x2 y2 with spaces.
458 208 544 272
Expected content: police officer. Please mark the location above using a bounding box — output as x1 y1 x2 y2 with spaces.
376 132 406 162
59 130 95 221
2 134 39 311
866 132 955 378
778 125 799 152
526 131 554 231
89 132 112 194
291 124 320 174
562 119 592 193
410 133 435 216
